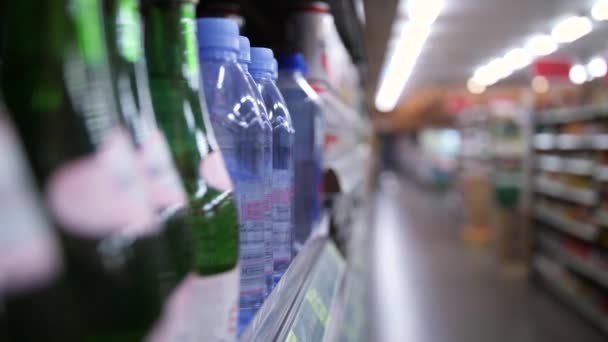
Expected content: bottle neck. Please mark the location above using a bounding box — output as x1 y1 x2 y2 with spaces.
239 62 249 71
198 48 238 62
143 2 200 85
143 0 216 196
250 69 274 81
103 0 150 145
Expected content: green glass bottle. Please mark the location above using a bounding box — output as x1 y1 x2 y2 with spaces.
1 0 179 340
102 0 194 279
142 0 240 340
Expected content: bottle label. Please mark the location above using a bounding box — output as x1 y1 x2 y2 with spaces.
272 170 293 265
263 143 273 278
264 189 273 278
46 129 157 238
237 180 266 297
147 267 239 342
139 129 187 210
0 120 61 293
199 150 233 192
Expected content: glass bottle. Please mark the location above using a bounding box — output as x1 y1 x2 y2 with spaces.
142 1 240 340
1 0 178 339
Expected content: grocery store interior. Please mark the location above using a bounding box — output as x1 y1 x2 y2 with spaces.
3 0 608 341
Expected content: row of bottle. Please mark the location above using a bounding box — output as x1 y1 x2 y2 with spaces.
0 0 323 341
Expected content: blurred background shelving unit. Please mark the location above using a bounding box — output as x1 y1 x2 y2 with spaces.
531 105 608 333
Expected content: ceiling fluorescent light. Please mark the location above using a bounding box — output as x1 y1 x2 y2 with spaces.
375 22 431 112
569 64 588 84
487 57 512 80
531 76 549 93
473 65 498 86
503 48 531 70
551 16 592 43
592 0 608 21
525 34 557 56
587 56 607 78
406 0 442 25
467 78 486 94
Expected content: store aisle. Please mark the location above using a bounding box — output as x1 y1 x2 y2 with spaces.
380 177 605 342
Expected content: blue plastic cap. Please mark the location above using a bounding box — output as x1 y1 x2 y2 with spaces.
277 53 308 76
196 18 239 52
238 36 251 63
249 47 275 73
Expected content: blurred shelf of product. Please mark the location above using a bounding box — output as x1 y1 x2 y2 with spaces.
527 69 608 335
534 255 608 334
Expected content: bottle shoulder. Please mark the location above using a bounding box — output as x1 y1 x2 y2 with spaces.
257 80 293 132
200 61 265 131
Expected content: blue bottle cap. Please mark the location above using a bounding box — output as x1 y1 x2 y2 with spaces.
250 47 275 73
196 18 239 52
238 36 251 63
277 53 308 76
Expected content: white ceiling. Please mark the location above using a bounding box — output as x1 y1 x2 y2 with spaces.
396 0 606 93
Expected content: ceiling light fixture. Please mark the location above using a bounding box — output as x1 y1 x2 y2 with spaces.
592 0 608 21
569 64 588 84
531 76 549 93
503 48 532 70
473 65 498 86
525 34 558 56
406 0 443 25
467 78 486 94
551 16 592 43
487 57 513 80
375 21 432 112
587 56 607 78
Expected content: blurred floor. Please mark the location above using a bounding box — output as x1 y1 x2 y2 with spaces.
378 177 605 342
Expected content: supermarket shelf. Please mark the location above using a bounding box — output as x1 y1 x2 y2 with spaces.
591 134 608 150
535 105 607 125
533 133 556 151
534 176 597 206
536 155 594 176
533 204 598 242
594 165 608 182
241 216 346 342
533 133 592 151
538 235 608 289
595 210 608 227
534 258 608 335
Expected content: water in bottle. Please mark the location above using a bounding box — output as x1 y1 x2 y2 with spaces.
249 48 295 286
196 18 266 333
238 36 274 296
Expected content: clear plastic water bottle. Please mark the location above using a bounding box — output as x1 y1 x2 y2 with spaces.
277 53 323 247
250 48 295 286
238 36 274 297
196 18 266 333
